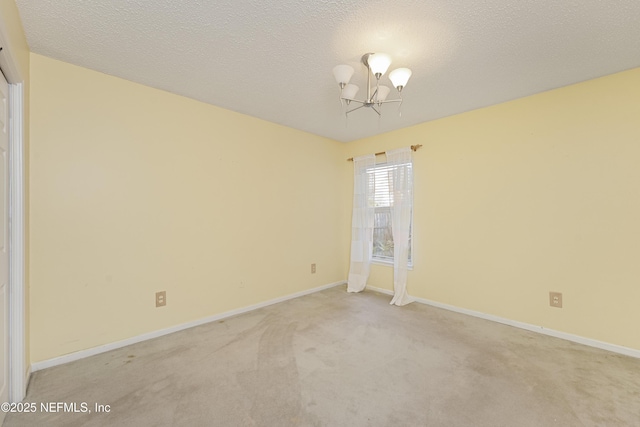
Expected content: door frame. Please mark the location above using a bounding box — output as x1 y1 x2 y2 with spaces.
0 23 27 402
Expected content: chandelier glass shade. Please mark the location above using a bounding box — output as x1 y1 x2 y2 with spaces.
332 53 411 116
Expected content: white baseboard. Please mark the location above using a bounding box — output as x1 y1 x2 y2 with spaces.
367 286 640 359
31 280 346 372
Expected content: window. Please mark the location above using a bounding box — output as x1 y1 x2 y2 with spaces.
367 162 413 265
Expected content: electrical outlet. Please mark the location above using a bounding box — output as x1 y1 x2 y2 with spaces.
549 292 562 308
156 291 166 307
311 263 316 274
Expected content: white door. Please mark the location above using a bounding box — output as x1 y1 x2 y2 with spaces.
0 70 9 420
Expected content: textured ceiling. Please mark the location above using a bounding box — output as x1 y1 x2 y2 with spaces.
15 0 640 142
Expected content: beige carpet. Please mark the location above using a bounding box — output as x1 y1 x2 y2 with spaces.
5 285 640 426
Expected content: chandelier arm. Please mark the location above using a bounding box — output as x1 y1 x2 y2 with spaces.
371 105 381 116
376 99 402 104
341 98 366 105
346 104 366 115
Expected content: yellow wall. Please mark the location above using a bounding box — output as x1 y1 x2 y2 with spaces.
29 53 347 362
0 0 30 374
344 68 640 351
0 0 29 77
27 47 640 362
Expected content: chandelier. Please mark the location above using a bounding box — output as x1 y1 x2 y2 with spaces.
332 53 412 116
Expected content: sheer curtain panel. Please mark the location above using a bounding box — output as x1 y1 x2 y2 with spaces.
386 147 414 306
347 154 376 293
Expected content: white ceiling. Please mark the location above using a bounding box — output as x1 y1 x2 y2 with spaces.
15 0 640 142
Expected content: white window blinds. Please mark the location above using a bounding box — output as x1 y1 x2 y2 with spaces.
367 162 413 264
